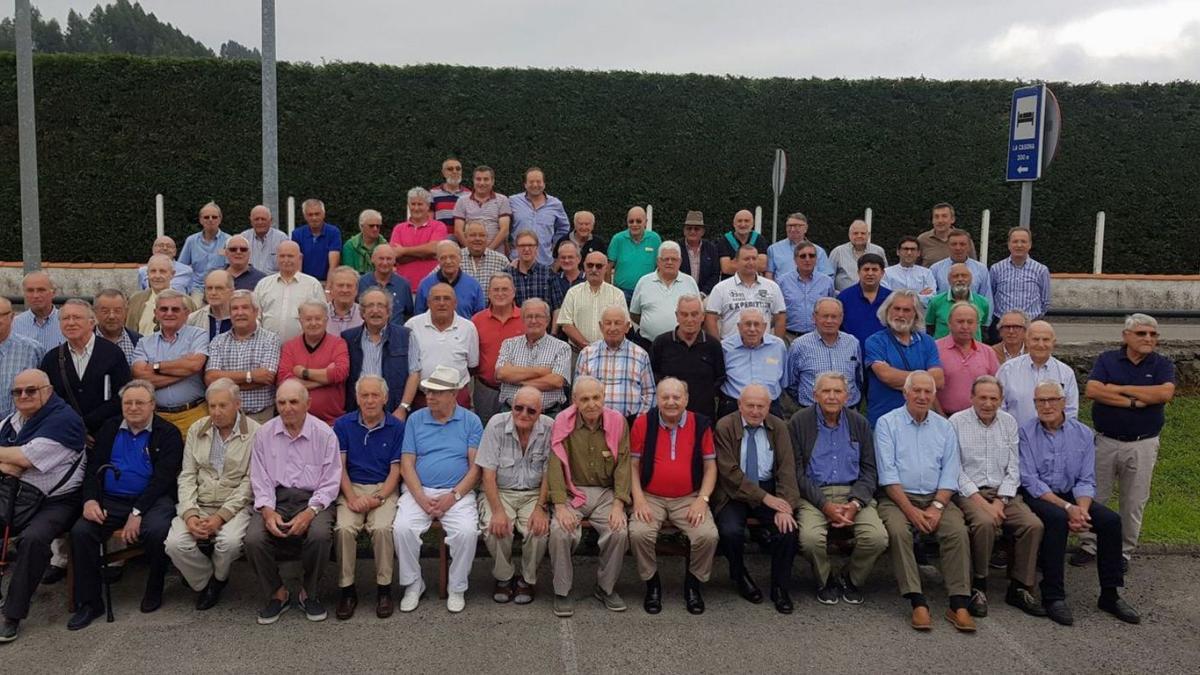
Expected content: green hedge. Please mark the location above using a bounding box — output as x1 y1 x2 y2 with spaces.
1 54 1198 272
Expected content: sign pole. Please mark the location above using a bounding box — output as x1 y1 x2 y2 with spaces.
16 0 41 272
771 192 779 242
261 0 279 224
1019 182 1032 228
770 148 786 242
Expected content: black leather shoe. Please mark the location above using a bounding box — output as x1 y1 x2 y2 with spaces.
1044 600 1074 626
196 578 226 611
684 573 704 615
67 602 105 631
1098 595 1141 624
643 574 662 614
41 565 66 585
734 572 763 604
1068 549 1094 567
770 586 794 614
140 574 165 614
0 619 19 643
1004 584 1047 617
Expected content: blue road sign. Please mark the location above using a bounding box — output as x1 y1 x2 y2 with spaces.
1007 84 1045 182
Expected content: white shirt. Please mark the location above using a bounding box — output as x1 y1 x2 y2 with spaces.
881 264 937 305
705 274 786 338
405 312 479 387
68 334 96 377
253 272 326 342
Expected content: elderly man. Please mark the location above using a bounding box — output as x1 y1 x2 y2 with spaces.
650 294 725 418
990 226 1050 323
327 266 363 335
164 378 258 611
1020 381 1140 625
291 198 342 282
332 375 404 619
930 229 991 304
705 245 786 339
358 244 415 327
678 210 721 295
865 289 944 426
0 369 86 642
254 240 326 342
94 289 142 365
430 157 471 229
460 219 512 288
407 283 479 410
546 239 584 321
629 378 718 614
511 231 553 308
936 303 999 416
777 240 835 338
719 308 788 419
712 384 800 614
787 298 862 409
390 187 448 289
416 240 486 319
496 298 571 414
997 320 1078 426
179 202 231 300
510 167 570 266
394 365 483 613
1075 313 1176 570
950 375 1045 618
245 379 341 624
547 376 631 617
575 306 655 422
0 298 44 420
829 220 888 292
204 290 281 423
137 237 194 294
131 289 211 435
224 234 267 292
836 253 890 349
766 212 832 280
344 287 417 418
882 236 937 304
68 380 183 628
187 269 235 340
341 209 386 274
278 301 350 424
716 209 768 277
12 271 62 354
630 241 700 345
557 251 628 351
42 299 130 434
875 371 973 632
992 310 1029 365
553 209 608 265
918 203 976 266
926 263 990 340
477 385 553 605
473 273 525 422
129 255 197 336
242 204 289 274
608 206 663 304
453 165 511 250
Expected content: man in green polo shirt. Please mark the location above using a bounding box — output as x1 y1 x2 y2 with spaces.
341 209 386 274
607 206 662 304
926 263 990 340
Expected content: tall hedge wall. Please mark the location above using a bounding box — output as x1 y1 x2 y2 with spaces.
1 54 1198 272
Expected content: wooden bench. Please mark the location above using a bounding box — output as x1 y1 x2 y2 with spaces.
65 529 145 611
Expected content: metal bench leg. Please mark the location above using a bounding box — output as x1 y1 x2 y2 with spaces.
439 535 449 600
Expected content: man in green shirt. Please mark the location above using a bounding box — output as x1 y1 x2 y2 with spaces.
341 209 386 274
926 263 990 340
607 206 662 304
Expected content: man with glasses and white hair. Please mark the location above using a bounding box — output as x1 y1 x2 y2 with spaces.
131 289 211 436
865 289 943 426
42 298 130 435
557 251 628 351
204 290 281 424
223 234 267 291
390 187 449 289
719 307 788 419
630 240 700 345
992 310 1029 366
1074 313 1175 572
343 287 418 419
341 209 387 274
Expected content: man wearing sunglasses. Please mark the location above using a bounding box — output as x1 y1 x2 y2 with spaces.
341 209 387 275
0 297 43 420
223 234 266 292
179 202 232 304
130 290 211 437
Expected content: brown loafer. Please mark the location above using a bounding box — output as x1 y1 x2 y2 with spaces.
911 605 932 631
513 577 535 605
945 607 977 632
376 591 394 618
336 592 357 620
493 579 515 603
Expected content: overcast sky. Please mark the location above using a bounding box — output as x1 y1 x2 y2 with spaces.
10 0 1200 83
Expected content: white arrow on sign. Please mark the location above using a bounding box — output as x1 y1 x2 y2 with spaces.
1017 166 1029 174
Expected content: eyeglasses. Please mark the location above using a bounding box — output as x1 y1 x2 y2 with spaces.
512 404 540 415
796 253 816 259
584 263 607 269
158 306 185 313
1034 397 1065 406
10 385 50 398
226 246 248 252
363 223 382 229
1128 330 1158 338
999 325 1025 330
201 215 220 220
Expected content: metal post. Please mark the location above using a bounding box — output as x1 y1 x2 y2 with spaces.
754 206 762 234
771 193 779 242
864 207 873 241
1093 211 1106 274
646 204 653 232
979 209 990 264
261 0 279 223
16 0 41 271
1019 182 1033 227
155 194 165 238
286 196 295 234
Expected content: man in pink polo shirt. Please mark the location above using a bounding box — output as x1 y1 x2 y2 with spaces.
936 302 999 415
390 187 448 290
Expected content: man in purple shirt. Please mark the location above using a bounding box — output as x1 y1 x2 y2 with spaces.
244 379 342 625
1018 381 1139 626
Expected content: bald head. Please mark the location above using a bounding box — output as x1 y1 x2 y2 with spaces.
276 240 301 275
733 209 754 234
626 206 647 236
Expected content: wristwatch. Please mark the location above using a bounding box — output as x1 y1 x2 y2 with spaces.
309 505 320 516
131 508 142 517
245 370 253 384
1063 502 1075 512
152 362 161 373
931 500 945 511
699 494 710 503
452 491 463 502
399 402 412 412
1001 497 1012 505
849 498 865 510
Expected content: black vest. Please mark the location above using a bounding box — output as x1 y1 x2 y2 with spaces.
640 408 711 492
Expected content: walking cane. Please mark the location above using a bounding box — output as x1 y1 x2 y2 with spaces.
95 463 121 623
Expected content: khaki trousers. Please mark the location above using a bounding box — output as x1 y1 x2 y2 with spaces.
1079 434 1158 558
549 486 628 596
165 507 252 591
334 482 399 587
797 485 888 586
954 488 1043 588
246 405 276 425
628 493 718 582
479 489 548 584
159 402 209 438
878 493 971 597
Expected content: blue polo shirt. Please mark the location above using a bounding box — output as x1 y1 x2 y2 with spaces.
1088 348 1175 439
838 284 891 352
864 330 941 426
292 223 342 280
358 272 415 326
415 270 485 320
334 411 405 485
401 406 484 488
105 423 153 498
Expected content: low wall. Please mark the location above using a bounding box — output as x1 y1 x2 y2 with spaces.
1057 341 1200 394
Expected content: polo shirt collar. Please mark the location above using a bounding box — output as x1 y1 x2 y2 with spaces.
902 407 932 426
659 410 687 430
120 417 153 435
672 327 706 344
356 410 389 431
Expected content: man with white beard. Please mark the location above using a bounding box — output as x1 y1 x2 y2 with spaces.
925 264 990 340
864 290 944 426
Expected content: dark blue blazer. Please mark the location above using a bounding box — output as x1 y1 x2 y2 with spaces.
679 238 721 295
342 324 411 413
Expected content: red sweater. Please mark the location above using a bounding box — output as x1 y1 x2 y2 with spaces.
278 332 350 424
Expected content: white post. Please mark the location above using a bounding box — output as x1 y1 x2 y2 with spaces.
155 194 165 238
646 204 653 232
979 209 990 264
1093 211 1106 274
754 206 763 234
864 207 873 242
286 196 295 235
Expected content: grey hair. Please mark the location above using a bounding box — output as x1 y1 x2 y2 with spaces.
329 265 361 284
436 239 461 255
813 371 848 391
657 376 689 396
657 240 682 259
971 374 1004 396
61 298 95 320
902 369 936 392
358 209 383 227
297 299 329 317
738 307 767 324
520 297 550 315
200 201 222 217
572 375 604 400
1000 309 1030 327
95 288 128 303
1124 313 1158 331
205 269 235 289
407 186 433 204
675 294 704 311
229 289 260 311
463 219 488 234
488 272 515 289
513 229 539 246
206 377 241 402
1033 380 1065 398
156 288 188 306
599 305 630 323
787 212 809 224
358 286 394 310
355 374 390 397
301 198 325 212
876 289 926 329
813 297 843 314
120 379 156 398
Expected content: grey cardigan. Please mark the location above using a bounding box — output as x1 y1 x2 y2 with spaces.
787 406 877 508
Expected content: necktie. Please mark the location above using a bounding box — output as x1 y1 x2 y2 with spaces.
744 426 760 481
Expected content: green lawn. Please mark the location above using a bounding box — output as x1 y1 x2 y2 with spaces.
1078 396 1200 546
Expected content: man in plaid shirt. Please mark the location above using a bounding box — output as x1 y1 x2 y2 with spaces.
575 306 655 423
204 290 282 423
496 298 571 414
511 230 552 308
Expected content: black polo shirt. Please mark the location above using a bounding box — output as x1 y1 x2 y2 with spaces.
650 328 726 418
1088 348 1175 439
553 232 609 263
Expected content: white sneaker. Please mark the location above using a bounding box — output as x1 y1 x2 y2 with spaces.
447 591 465 613
400 580 425 613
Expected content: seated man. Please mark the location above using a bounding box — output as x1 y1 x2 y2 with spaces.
496 298 571 415
477 386 553 606
629 378 718 615
789 372 886 606
393 365 483 614
0 370 87 643
1019 381 1140 626
712 384 800 614
875 371 973 632
332 375 404 619
165 378 259 611
278 300 350 424
575 306 655 423
950 375 1045 619
245 379 341 624
547 376 631 617
68 380 183 629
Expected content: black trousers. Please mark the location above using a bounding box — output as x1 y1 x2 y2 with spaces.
1024 491 1123 603
716 499 797 590
69 494 174 608
2 494 80 621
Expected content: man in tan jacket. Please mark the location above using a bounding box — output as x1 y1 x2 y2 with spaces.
164 377 259 610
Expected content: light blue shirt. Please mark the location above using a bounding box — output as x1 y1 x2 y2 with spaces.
12 308 63 354
787 330 862 407
509 192 570 266
131 325 210 407
874 405 960 494
137 260 194 294
242 227 290 274
776 270 835 333
929 257 992 306
720 333 788 400
360 331 383 377
179 230 232 292
767 239 833 279
881 264 937 305
401 406 484 489
0 334 44 419
739 419 774 482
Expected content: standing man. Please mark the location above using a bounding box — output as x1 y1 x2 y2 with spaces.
608 206 663 304
341 209 386 274
557 251 628 351
882 236 937 304
766 212 832 280
992 310 1029 365
996 320 1078 426
705 245 787 339
357 244 415 328
650 295 725 418
277 301 351 425
94 289 142 365
718 309 788 418
510 166 569 265
137 237 193 294
926 263 990 340
630 241 699 344
828 220 887 292
223 234 267 292
990 226 1050 323
390 187 448 290
678 210 721 295
918 202 976 267
416 241 485 319
929 229 990 304
575 306 656 422
292 198 342 283
473 274 525 423
864 290 944 426
179 202 231 301
511 230 552 308
254 241 326 342
326 266 363 335
204 290 282 424
242 204 289 274
430 157 471 231
935 302 999 416
186 270 235 340
787 298 862 409
13 270 63 353
343 288 417 417
496 299 571 414
1075 313 1175 570
453 165 512 251
553 210 608 265
406 284 480 410
459 220 513 290
42 299 130 434
716 209 768 277
777 241 835 338
129 255 196 337
130 290 211 436
0 298 45 420
834 253 892 353
547 239 585 325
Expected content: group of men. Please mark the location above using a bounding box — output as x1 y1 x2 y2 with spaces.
0 172 1173 641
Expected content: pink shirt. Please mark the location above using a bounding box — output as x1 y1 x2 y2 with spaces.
936 335 1000 415
250 414 342 511
278 333 351 424
390 219 449 289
